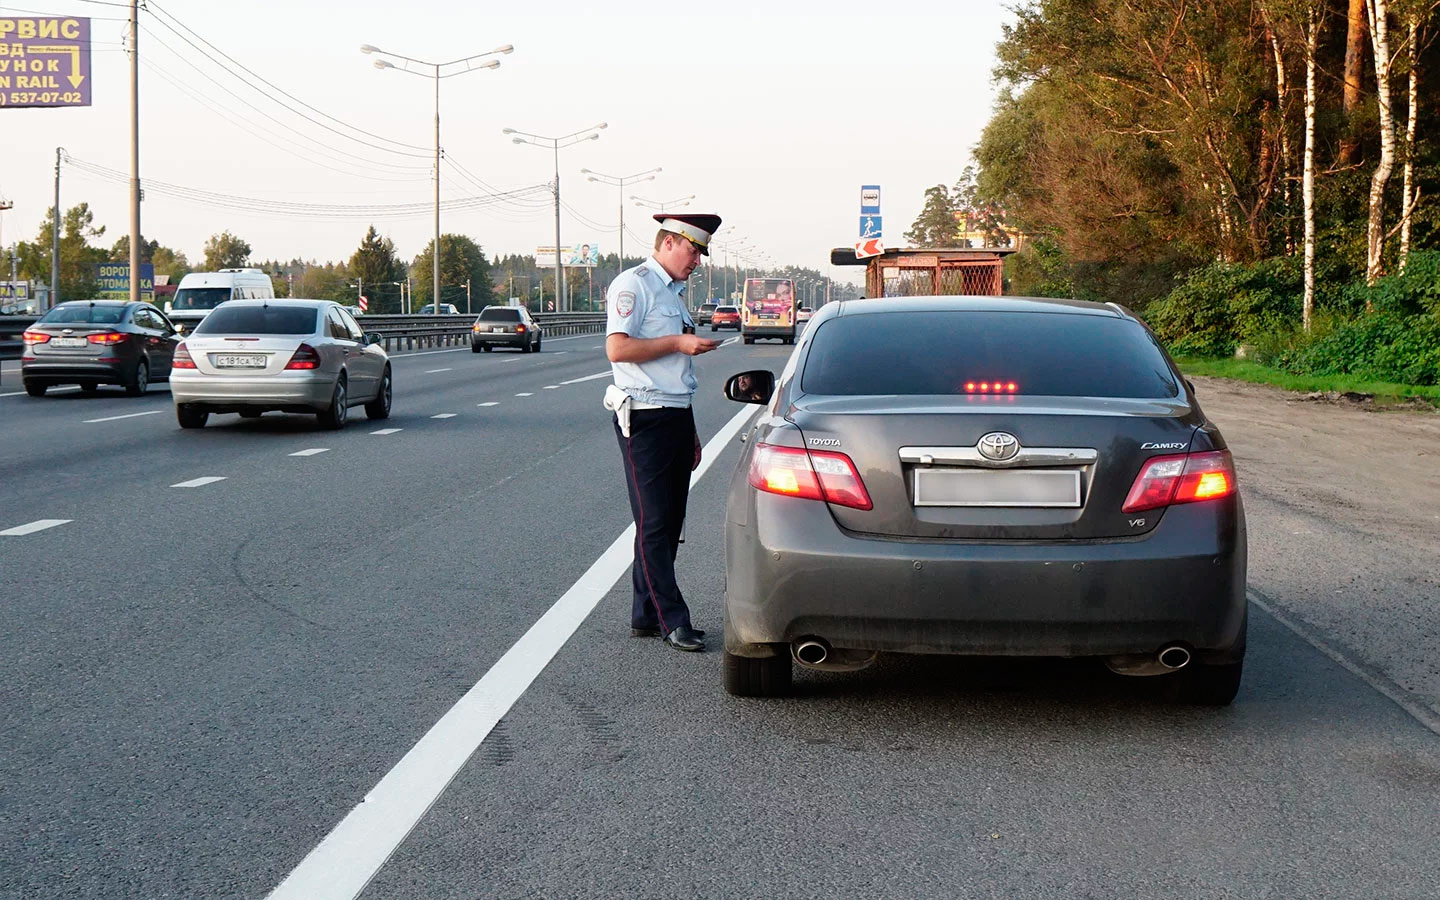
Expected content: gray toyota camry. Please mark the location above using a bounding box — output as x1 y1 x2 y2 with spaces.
721 297 1247 705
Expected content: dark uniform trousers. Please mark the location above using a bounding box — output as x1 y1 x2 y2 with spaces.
614 405 696 634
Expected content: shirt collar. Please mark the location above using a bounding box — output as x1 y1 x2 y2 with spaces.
642 255 681 289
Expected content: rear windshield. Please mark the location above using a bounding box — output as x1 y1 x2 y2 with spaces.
40 304 127 325
172 287 232 311
801 310 1180 399
478 308 522 321
717 307 738 314
194 305 318 335
700 304 717 311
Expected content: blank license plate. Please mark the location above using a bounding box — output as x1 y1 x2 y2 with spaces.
50 337 86 348
214 354 266 368
913 468 1082 508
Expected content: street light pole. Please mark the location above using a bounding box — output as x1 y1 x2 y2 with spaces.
362 42 512 315
129 0 141 304
583 166 660 272
504 123 606 312
632 194 696 216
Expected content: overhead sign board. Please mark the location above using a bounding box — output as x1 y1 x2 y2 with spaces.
94 262 154 301
860 185 880 215
536 243 600 268
0 17 92 108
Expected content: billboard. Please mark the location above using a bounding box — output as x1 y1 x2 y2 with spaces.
0 17 92 108
94 262 155 301
535 243 600 268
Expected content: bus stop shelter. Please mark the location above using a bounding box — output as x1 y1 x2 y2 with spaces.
830 247 1017 298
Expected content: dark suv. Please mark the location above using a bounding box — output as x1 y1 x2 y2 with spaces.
471 306 541 353
696 303 718 326
21 300 180 396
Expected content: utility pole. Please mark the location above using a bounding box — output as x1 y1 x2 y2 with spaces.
465 277 471 314
129 0 141 304
51 148 61 309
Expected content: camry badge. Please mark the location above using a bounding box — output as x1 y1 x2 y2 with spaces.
977 431 1021 461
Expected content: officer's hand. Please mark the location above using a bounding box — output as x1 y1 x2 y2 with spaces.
677 334 719 356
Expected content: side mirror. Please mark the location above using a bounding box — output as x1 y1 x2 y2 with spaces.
1185 378 1196 393
364 332 383 346
164 301 173 313
725 369 775 405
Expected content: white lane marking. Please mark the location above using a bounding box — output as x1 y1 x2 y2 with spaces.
371 428 403 435
559 371 611 385
83 410 164 424
171 476 227 489
477 402 499 407
543 385 559 390
289 448 330 457
720 336 741 348
431 413 457 419
425 368 453 374
514 392 533 397
590 345 603 349
550 351 568 355
503 358 521 364
1249 591 1440 737
0 386 80 398
0 518 72 536
265 403 759 900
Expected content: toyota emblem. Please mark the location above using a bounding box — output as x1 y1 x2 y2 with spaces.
977 432 1020 461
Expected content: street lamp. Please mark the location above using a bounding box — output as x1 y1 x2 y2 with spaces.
632 194 695 214
582 166 659 270
505 122 607 311
362 41 512 316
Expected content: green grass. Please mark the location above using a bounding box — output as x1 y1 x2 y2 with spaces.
1173 356 1440 403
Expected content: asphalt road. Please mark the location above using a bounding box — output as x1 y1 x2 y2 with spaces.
1 335 1437 900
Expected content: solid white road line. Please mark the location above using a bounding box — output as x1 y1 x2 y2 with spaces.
0 519 72 536
477 402 499 407
289 448 330 457
514 392 533 397
559 370 611 386
83 410 164 424
371 428 403 435
0 386 79 399
171 476 227 488
425 368 453 374
720 336 741 348
431 413 457 419
543 385 559 390
265 403 759 900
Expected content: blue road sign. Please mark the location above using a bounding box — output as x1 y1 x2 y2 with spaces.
859 215 882 239
860 185 881 215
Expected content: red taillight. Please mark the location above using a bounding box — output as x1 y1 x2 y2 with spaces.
1122 450 1236 513
87 331 128 344
285 343 321 370
748 443 873 511
172 342 196 369
515 324 526 333
22 330 49 344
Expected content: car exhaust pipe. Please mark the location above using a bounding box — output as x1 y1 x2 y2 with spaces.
1158 644 1192 670
793 637 830 666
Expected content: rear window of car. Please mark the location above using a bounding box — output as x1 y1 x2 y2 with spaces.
194 305 318 335
40 304 127 325
801 310 1180 399
700 304 717 311
716 306 738 314
478 308 522 321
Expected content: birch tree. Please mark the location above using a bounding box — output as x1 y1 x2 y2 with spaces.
1303 1 1326 330
1365 0 1397 285
1397 3 1436 271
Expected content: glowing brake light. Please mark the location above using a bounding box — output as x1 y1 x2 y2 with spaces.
1122 450 1236 513
285 343 321 370
964 380 1019 393
87 331 128 344
515 324 526 333
748 443 873 510
172 342 196 369
22 330 50 344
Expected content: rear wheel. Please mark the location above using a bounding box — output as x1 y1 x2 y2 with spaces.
710 325 717 333
80 381 101 394
176 404 208 429
24 381 47 397
481 344 492 352
471 343 482 353
365 367 392 420
125 360 149 396
723 649 792 697
317 376 348 430
534 336 542 352
743 337 754 345
238 410 262 419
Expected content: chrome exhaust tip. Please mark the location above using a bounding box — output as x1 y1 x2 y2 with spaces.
1158 644 1192 670
793 638 830 666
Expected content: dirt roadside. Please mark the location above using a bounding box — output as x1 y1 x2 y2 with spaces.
1192 375 1440 718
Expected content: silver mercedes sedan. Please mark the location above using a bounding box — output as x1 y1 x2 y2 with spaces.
169 299 392 430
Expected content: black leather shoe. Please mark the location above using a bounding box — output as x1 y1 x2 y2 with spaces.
663 626 706 652
632 626 704 639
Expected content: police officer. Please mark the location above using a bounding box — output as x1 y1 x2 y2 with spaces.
604 213 722 652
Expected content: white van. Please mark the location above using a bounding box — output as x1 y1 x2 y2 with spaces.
166 268 275 332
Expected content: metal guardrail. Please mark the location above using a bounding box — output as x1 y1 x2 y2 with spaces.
0 312 609 358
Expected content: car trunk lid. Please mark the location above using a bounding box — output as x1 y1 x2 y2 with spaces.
181 336 307 376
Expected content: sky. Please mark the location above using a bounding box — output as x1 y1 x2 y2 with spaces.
0 0 1015 287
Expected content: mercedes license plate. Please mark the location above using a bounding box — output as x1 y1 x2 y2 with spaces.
50 337 86 348
913 468 1082 508
214 354 266 368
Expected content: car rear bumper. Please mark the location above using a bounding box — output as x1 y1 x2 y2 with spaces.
22 358 133 382
170 371 335 410
471 332 528 347
711 320 740 329
742 326 794 339
724 493 1247 660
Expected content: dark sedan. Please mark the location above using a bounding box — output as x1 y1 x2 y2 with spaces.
21 300 179 396
721 297 1247 705
471 306 541 352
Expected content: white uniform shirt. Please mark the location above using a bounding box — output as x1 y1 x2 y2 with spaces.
605 256 698 408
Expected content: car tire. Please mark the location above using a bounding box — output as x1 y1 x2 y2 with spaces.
317 376 348 430
80 381 101 394
722 648 792 697
125 360 149 396
744 337 754 345
176 404 208 429
710 325 717 333
534 336 541 352
482 344 492 352
238 410 262 419
365 366 392 420
24 380 47 397
471 343 482 353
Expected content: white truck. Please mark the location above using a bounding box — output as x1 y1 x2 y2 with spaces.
165 268 275 333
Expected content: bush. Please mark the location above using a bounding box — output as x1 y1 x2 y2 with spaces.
1145 257 1302 357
